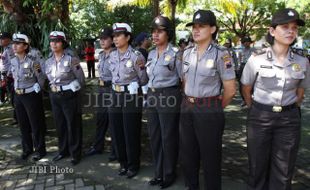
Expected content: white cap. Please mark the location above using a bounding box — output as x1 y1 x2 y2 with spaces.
112 23 132 33
49 31 66 41
12 33 29 44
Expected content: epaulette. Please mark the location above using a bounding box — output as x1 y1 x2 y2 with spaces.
172 47 179 52
27 54 36 61
9 54 16 59
133 49 142 56
98 50 104 55
292 48 306 57
214 44 228 51
253 48 267 56
184 44 194 51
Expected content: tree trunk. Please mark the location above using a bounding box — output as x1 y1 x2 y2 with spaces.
170 0 177 44
152 0 160 17
61 0 70 25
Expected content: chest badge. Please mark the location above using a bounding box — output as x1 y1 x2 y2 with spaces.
292 63 301 72
23 62 29 68
126 60 133 68
164 55 171 62
64 61 69 67
206 59 214 68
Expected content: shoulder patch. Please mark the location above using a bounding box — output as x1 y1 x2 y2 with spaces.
253 48 267 56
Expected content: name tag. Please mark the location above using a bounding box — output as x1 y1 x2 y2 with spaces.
260 65 272 69
23 62 29 68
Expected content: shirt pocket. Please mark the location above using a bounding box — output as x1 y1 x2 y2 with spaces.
60 66 71 73
257 69 277 89
285 70 305 90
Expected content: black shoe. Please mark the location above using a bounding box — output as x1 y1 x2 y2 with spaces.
160 179 175 189
126 170 138 179
108 155 117 162
118 167 128 176
84 148 102 156
70 158 80 166
20 152 32 160
148 177 163 186
52 154 66 162
32 152 46 161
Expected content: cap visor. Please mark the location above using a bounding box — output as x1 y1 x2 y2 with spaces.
273 18 305 26
185 22 194 27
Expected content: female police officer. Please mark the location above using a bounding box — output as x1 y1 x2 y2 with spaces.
146 15 182 188
241 8 310 190
84 27 116 161
109 23 148 178
10 33 46 161
45 31 85 165
180 10 236 190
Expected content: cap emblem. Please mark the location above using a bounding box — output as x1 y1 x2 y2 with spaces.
195 13 201 20
155 18 160 24
288 10 294 16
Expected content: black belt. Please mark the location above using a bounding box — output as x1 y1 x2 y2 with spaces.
185 95 220 105
252 101 298 113
149 85 180 93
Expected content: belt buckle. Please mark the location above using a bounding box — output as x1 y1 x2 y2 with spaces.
151 88 155 92
51 85 58 92
99 80 105 86
115 85 121 92
15 88 23 95
188 97 195 103
272 105 282 112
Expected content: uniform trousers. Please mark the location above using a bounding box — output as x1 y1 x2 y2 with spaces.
247 104 301 190
49 90 83 159
109 90 142 171
14 91 46 155
180 96 224 190
93 86 115 154
147 86 181 181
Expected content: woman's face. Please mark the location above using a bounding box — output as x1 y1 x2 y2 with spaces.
50 39 64 53
100 37 113 50
270 21 298 46
12 42 28 54
192 24 216 43
113 33 130 49
152 29 169 46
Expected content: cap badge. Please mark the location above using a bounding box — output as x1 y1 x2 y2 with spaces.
292 63 301 72
126 60 133 68
288 11 294 17
155 18 160 24
195 13 201 20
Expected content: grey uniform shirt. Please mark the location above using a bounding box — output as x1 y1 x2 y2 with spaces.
241 47 310 106
45 53 85 87
0 44 14 73
146 43 182 88
10 55 45 89
98 51 112 82
182 43 236 98
109 45 148 86
29 47 45 72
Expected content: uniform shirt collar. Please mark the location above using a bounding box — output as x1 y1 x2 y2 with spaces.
266 47 294 67
118 45 132 60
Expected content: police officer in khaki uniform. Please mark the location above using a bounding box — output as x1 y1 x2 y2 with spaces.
241 8 310 190
45 31 85 165
146 15 182 189
180 10 236 190
10 33 46 161
109 23 148 178
85 27 116 161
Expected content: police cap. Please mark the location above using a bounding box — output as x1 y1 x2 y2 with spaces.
12 33 29 44
151 16 172 30
186 10 216 27
100 27 113 39
271 8 305 26
112 23 132 34
0 32 12 39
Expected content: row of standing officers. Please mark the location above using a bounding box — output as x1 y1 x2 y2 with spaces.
0 7 309 190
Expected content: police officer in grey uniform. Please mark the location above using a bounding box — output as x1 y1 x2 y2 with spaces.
109 23 148 178
146 15 182 189
45 31 85 165
85 27 116 161
0 32 17 121
241 8 310 190
180 10 236 190
9 33 46 161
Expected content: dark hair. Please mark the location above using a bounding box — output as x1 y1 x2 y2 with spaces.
265 25 297 46
212 26 218 40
